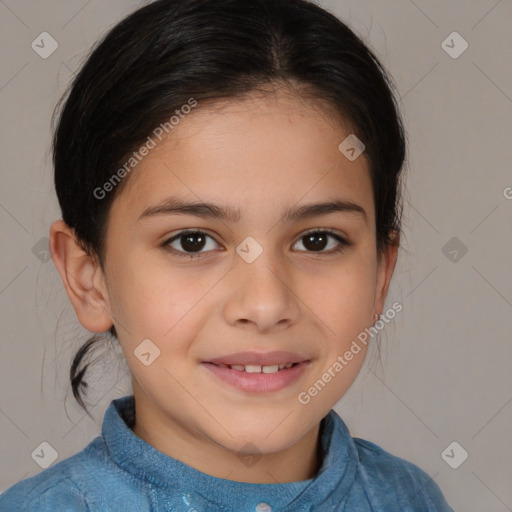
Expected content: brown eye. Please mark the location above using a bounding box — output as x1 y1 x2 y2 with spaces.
164 230 219 258
179 232 207 252
302 232 330 251
293 229 350 255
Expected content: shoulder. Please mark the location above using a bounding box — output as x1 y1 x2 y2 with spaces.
0 437 109 512
0 435 153 512
0 469 89 512
352 436 454 511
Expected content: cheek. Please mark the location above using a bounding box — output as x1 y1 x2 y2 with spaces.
115 273 199 339
108 269 199 391
303 253 377 339
105 253 171 338
109 254 221 364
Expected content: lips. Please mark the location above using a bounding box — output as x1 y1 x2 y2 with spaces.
202 359 311 393
215 362 296 373
202 350 312 392
205 350 310 367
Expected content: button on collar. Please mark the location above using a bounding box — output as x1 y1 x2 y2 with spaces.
255 503 272 512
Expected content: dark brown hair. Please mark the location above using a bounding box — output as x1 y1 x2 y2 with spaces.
52 0 406 411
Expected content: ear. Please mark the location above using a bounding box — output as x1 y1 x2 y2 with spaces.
373 231 400 317
49 219 113 333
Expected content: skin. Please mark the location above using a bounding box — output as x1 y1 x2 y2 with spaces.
50 85 398 484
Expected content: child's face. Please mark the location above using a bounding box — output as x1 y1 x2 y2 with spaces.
81 88 396 473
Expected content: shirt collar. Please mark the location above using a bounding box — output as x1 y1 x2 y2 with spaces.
102 395 358 511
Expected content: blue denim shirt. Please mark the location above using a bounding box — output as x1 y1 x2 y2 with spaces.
0 395 454 511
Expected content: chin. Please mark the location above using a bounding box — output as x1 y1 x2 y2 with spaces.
211 419 309 455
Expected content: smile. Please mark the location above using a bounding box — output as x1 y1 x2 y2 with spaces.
215 363 297 373
201 360 311 393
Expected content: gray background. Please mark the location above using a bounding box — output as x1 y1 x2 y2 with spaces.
1 0 511 509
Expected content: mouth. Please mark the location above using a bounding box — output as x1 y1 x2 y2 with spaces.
210 362 300 373
201 351 311 393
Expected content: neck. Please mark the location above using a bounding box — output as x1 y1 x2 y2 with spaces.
130 384 322 483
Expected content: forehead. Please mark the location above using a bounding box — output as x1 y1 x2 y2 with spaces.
112 88 374 224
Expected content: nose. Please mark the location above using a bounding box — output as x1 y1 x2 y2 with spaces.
223 245 300 334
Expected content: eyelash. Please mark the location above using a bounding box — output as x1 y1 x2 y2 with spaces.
161 228 351 259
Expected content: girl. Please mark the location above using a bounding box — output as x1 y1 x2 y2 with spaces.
0 0 454 510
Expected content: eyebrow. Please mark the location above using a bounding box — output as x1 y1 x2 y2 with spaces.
137 197 368 224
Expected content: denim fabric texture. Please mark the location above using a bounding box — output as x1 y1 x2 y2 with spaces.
0 395 454 511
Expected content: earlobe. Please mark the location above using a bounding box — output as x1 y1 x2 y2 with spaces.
49 220 113 333
374 232 400 317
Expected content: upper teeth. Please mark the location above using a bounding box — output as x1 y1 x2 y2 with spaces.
217 363 295 373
